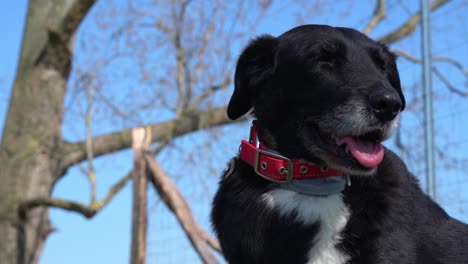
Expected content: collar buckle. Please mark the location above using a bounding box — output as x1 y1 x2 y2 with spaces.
253 148 293 183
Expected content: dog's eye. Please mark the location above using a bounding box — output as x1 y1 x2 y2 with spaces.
319 41 346 63
369 43 395 70
370 49 386 69
304 58 338 72
304 41 346 73
317 61 336 71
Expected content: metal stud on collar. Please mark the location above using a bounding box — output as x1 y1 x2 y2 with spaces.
279 167 288 174
253 148 294 183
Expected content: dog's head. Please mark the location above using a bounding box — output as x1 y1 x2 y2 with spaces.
228 25 405 175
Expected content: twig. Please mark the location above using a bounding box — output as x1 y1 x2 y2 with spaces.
19 172 132 219
85 82 97 202
364 0 386 35
190 76 232 108
432 67 468 96
393 49 467 96
151 140 171 156
190 4 221 92
393 49 468 75
377 0 450 44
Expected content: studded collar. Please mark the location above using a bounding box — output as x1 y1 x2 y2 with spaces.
239 121 345 183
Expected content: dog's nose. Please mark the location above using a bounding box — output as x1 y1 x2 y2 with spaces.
368 90 402 121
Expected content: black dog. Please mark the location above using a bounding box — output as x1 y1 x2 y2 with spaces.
211 25 468 264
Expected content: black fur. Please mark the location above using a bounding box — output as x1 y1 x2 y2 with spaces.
212 25 468 264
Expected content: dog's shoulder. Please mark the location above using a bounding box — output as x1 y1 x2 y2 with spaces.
212 158 352 264
342 148 468 263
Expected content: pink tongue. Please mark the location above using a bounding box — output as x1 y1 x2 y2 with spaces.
336 137 384 168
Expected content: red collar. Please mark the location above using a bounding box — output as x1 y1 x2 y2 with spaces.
239 121 344 183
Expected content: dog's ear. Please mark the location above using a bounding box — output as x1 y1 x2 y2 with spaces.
227 35 278 120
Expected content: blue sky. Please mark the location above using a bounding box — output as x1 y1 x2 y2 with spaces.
1 1 467 264
0 1 27 128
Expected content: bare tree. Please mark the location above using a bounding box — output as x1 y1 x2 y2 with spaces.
1 0 466 264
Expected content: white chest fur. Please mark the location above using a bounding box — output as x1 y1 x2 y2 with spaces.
261 189 350 264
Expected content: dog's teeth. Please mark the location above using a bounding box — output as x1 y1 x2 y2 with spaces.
345 145 349 153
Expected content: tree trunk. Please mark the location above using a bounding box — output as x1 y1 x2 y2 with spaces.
0 1 78 263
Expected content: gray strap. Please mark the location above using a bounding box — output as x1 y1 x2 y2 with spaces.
280 175 350 196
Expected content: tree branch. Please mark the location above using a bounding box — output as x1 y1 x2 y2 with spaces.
62 106 246 169
26 0 96 61
85 82 97 202
19 0 97 79
55 0 96 47
190 77 232 108
175 29 188 115
364 0 386 35
377 0 450 44
19 198 96 219
190 4 221 99
432 67 468 96
393 49 468 96
19 172 132 219
393 49 468 75
146 155 221 263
